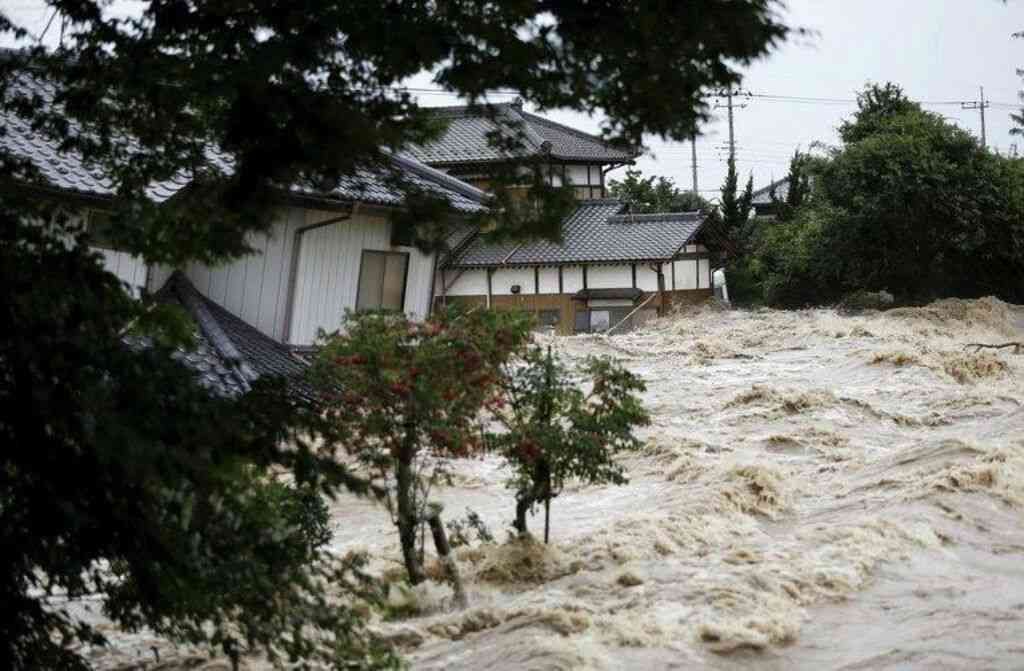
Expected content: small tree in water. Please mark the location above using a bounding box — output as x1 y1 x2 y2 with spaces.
491 347 649 541
311 307 530 584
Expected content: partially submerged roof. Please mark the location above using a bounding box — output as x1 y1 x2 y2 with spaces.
406 100 636 167
446 200 704 268
0 70 488 212
156 272 314 400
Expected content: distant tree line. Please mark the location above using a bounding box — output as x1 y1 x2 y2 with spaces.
729 82 1024 306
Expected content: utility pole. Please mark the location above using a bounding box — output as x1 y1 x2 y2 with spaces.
690 134 699 194
726 90 736 164
962 86 989 148
713 89 747 164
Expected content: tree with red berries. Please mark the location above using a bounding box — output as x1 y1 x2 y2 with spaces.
310 307 530 585
491 347 649 542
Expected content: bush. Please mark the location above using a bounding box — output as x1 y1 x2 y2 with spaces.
489 347 649 541
743 83 1024 306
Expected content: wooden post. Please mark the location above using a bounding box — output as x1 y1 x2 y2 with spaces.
426 506 468 608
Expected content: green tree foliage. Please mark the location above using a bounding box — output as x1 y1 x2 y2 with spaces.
490 347 649 541
607 168 710 212
746 83 1024 306
719 158 755 234
0 201 397 670
5 1 791 250
310 308 531 584
768 151 813 222
837 82 920 144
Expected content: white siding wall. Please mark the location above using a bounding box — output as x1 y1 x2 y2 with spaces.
147 264 175 293
562 266 584 293
444 269 488 296
565 165 589 186
673 259 699 290
403 248 435 320
96 248 148 296
491 267 535 296
186 207 305 341
538 267 560 294
698 258 711 289
636 264 661 292
287 211 435 345
183 207 435 346
587 265 632 289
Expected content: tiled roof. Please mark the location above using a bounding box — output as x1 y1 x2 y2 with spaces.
156 272 314 400
751 176 790 206
0 70 487 212
406 101 636 167
447 200 704 268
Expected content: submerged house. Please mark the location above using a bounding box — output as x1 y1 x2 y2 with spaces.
7 64 717 400
438 201 712 334
414 100 715 334
2 68 488 394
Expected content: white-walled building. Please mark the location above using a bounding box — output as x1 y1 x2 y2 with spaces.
438 200 712 335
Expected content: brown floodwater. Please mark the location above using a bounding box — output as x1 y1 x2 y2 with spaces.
86 298 1024 670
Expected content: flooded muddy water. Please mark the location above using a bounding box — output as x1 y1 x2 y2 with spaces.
92 298 1024 670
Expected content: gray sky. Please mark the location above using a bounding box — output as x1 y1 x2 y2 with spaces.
4 0 1022 198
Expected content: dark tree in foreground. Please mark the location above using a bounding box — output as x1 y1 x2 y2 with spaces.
310 308 531 585
2 2 792 252
607 168 710 213
0 2 793 667
491 347 649 541
0 199 397 670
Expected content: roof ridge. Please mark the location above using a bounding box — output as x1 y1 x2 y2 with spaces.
500 106 549 155
607 210 703 221
169 272 257 387
387 151 490 203
520 110 637 157
751 175 790 199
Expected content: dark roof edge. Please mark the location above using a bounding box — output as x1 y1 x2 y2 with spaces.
751 176 790 200
170 272 257 387
445 256 692 270
388 151 491 203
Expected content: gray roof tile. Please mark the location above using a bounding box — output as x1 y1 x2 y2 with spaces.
155 272 315 400
1 70 487 213
406 102 636 166
448 200 704 268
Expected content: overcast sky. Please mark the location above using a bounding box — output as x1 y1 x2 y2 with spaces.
4 0 1022 199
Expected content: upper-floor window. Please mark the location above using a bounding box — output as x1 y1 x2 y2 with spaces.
356 250 409 311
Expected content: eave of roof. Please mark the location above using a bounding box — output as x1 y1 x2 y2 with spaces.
0 69 488 214
445 200 705 269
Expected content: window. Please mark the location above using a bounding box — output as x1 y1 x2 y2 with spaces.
356 250 409 311
536 309 561 330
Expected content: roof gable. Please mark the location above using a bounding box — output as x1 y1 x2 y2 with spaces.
406 102 636 167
